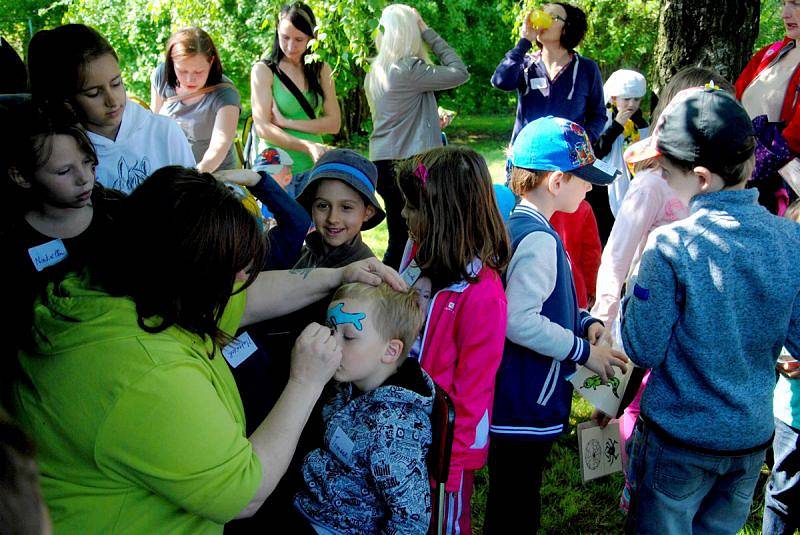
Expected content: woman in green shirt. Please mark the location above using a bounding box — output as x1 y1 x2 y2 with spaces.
250 3 340 185
11 167 402 533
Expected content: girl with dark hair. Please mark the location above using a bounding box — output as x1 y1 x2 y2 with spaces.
10 164 405 533
250 2 340 176
396 146 509 535
0 99 122 404
492 3 603 147
151 27 241 173
27 24 195 194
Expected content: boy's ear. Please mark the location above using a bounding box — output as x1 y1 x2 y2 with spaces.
547 170 565 194
363 204 376 222
693 166 716 192
381 339 404 365
8 167 31 189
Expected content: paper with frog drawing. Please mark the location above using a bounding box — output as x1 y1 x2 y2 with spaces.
568 358 633 417
577 420 622 482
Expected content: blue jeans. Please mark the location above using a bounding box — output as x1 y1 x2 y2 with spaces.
625 422 765 535
763 418 800 535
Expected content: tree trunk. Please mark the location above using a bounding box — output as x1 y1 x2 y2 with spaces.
653 0 760 93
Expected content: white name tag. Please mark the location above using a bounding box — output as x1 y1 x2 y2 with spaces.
530 77 548 90
401 261 422 287
592 157 619 177
330 426 355 465
28 239 68 272
222 332 257 368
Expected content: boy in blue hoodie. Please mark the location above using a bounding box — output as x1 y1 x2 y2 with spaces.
486 116 628 533
621 86 800 534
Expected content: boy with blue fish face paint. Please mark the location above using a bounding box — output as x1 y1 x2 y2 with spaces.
294 283 434 534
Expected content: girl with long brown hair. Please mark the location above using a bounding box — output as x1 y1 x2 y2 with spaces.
395 145 510 534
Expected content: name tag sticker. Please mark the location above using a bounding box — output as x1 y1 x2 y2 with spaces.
592 157 620 178
330 426 355 465
779 158 800 197
401 262 422 287
530 77 548 90
222 332 257 368
28 239 68 272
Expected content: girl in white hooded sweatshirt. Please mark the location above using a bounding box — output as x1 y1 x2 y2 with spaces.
27 24 195 194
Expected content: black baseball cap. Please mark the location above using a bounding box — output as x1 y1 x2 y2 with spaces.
655 86 755 169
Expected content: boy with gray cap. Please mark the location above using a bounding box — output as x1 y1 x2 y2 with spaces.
621 86 800 534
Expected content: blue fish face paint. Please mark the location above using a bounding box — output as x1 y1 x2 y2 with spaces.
327 302 367 331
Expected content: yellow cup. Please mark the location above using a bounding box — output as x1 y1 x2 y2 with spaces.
528 9 553 30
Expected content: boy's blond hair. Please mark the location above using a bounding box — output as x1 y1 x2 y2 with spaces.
509 166 571 196
330 283 424 361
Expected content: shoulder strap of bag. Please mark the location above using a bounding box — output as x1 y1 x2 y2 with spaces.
163 82 236 105
262 59 317 120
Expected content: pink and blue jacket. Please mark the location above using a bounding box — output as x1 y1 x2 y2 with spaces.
400 243 507 491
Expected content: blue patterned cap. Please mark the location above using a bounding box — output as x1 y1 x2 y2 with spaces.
511 116 619 185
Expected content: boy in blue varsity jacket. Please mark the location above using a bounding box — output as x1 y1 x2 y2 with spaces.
621 87 800 535
485 116 628 533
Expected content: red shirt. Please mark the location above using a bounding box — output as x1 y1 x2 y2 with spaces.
550 200 602 308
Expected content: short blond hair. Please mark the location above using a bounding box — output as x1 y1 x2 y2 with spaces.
330 283 424 361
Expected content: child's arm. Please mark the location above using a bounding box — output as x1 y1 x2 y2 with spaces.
507 232 591 363
447 286 507 490
620 232 681 368
491 38 532 92
592 182 662 325
368 426 431 534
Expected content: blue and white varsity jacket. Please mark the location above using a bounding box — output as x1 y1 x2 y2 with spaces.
491 201 601 441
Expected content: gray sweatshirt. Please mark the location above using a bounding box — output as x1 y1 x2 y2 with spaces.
622 189 800 452
368 28 470 161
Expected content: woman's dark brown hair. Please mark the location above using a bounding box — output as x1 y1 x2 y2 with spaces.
27 24 118 115
92 166 266 352
164 27 224 88
396 146 511 289
266 2 324 104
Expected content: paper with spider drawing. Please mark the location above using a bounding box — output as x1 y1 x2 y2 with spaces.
577 420 623 482
568 357 633 417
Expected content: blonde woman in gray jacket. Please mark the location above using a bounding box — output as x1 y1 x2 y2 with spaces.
365 4 469 269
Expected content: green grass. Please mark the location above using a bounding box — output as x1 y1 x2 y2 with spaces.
365 115 769 533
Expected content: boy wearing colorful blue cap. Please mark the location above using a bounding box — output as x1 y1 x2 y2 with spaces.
620 87 800 534
485 116 628 533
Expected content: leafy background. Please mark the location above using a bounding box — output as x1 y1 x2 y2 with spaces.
1 0 785 140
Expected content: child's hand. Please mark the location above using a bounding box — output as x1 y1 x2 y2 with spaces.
590 408 612 429
585 344 628 383
213 169 262 187
587 322 606 345
290 322 342 386
615 107 635 127
303 141 330 163
777 360 800 379
341 258 408 291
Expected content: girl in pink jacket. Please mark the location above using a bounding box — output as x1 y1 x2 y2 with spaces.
396 146 510 535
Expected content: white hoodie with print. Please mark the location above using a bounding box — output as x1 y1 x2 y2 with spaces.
88 99 195 194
